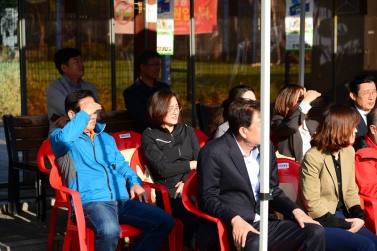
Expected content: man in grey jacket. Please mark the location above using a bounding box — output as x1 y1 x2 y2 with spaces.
46 47 106 135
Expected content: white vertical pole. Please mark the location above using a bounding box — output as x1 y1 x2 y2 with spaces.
259 0 270 250
298 0 306 87
190 0 196 127
144 0 149 50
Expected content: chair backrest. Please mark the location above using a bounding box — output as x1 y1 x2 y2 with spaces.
130 147 148 175
196 103 221 137
3 114 49 162
182 170 230 251
277 158 301 195
37 139 54 174
100 110 136 134
194 128 209 147
112 131 142 162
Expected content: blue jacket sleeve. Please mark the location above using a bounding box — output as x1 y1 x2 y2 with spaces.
50 111 90 158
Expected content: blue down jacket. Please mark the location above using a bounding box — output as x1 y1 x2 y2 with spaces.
50 111 142 206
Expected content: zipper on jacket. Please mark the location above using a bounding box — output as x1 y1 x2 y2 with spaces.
91 137 114 200
76 171 79 191
170 133 181 157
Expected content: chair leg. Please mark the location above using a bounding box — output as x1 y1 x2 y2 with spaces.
35 171 44 221
170 219 184 251
116 238 123 251
7 167 20 215
40 172 47 222
63 230 73 251
47 205 60 251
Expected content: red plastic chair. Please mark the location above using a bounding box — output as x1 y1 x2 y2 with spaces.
194 128 209 147
277 158 301 195
359 194 377 233
111 131 142 162
111 131 141 150
182 170 230 251
129 146 149 176
129 146 183 251
37 139 69 251
50 160 179 251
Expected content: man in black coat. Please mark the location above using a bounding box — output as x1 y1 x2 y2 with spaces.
349 74 377 138
197 99 325 251
123 50 170 133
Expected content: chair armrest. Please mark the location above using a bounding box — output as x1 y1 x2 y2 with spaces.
182 194 229 249
51 183 87 250
182 196 222 224
142 181 173 214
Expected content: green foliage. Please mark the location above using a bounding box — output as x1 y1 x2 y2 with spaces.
0 61 21 118
2 58 311 118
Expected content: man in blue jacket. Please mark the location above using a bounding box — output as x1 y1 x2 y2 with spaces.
50 89 174 251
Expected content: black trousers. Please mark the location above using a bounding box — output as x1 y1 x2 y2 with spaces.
208 219 325 251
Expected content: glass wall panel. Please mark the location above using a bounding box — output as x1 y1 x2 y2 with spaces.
0 0 20 118
24 0 113 115
115 34 134 110
170 0 307 108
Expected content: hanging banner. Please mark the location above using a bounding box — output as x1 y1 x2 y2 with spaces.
174 0 217 35
285 0 313 51
157 0 174 55
114 0 135 34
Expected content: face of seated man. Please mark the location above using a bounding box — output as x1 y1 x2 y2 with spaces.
140 57 161 84
62 56 85 82
68 96 99 135
350 82 377 112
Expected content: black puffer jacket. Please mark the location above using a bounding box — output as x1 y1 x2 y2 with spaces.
142 124 200 197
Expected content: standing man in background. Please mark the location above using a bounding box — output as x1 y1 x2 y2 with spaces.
46 47 106 135
123 49 170 133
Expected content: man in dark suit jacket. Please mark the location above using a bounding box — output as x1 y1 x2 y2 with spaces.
349 74 376 138
197 99 325 251
123 50 170 133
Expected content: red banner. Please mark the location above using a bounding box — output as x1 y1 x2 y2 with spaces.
174 0 217 35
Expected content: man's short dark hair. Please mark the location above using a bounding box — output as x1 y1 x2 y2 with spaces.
65 89 94 115
228 99 260 136
138 50 161 68
367 107 377 128
54 48 81 75
349 74 375 95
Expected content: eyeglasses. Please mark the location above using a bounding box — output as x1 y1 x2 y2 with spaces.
146 63 161 68
358 90 377 97
168 106 181 114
